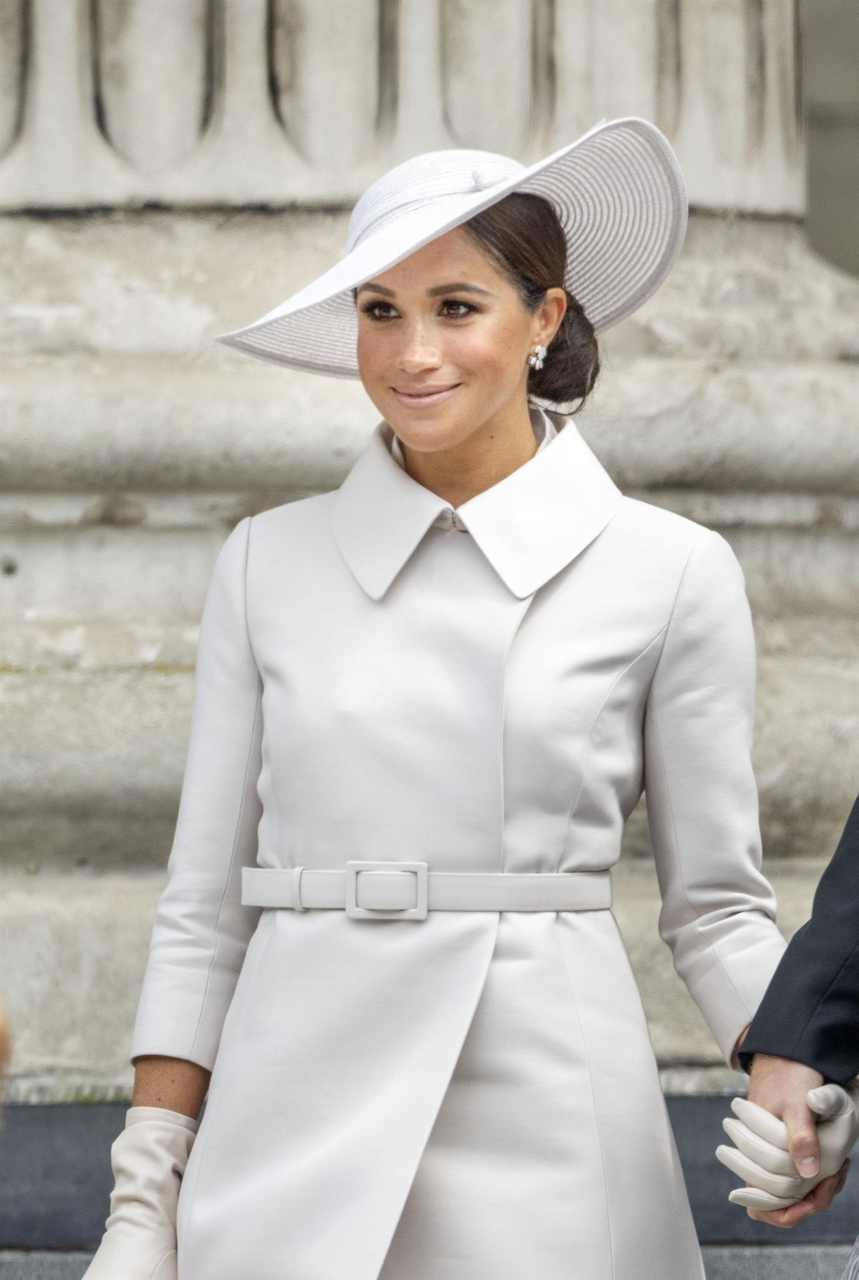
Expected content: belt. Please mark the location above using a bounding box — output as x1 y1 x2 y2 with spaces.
241 861 612 921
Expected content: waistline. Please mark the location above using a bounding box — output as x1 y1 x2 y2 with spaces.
241 862 612 921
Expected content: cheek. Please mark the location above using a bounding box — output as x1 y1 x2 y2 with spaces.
356 327 385 380
457 317 525 380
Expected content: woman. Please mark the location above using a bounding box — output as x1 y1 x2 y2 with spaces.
83 118 790 1280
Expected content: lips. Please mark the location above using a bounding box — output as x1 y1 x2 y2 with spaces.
392 383 461 407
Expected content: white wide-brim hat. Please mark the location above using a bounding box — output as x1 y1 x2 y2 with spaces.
215 116 687 379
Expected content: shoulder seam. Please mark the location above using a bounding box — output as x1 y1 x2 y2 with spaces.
649 526 714 675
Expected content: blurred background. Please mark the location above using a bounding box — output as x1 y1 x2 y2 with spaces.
0 1 857 1276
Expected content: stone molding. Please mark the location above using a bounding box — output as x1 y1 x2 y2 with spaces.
0 0 804 212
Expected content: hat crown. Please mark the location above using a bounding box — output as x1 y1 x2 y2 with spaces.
346 148 524 253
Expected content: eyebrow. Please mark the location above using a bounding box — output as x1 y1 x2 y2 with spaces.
355 281 494 299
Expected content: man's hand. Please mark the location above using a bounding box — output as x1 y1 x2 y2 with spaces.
748 1053 826 1179
742 1163 850 1229
716 1052 857 1227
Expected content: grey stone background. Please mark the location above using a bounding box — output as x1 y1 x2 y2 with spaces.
0 1 857 1273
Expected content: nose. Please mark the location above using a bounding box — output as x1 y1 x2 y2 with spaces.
395 319 442 374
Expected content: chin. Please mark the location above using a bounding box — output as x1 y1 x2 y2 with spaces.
387 411 477 455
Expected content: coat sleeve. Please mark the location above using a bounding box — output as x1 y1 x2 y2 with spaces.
129 515 264 1072
643 527 788 1068
737 794 859 1085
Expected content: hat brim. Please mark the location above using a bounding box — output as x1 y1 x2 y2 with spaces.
215 116 687 379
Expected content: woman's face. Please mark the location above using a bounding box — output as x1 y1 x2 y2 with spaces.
355 226 562 456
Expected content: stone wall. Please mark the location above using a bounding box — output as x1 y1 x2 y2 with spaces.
1 0 858 1104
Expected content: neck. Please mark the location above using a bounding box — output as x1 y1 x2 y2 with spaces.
397 402 541 508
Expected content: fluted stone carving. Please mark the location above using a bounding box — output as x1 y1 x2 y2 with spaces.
0 0 805 210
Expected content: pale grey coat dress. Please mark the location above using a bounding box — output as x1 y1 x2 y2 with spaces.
129 405 789 1279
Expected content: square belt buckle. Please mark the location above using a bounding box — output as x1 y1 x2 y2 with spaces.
345 860 429 921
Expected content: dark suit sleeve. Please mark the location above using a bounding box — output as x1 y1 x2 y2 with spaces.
738 794 859 1085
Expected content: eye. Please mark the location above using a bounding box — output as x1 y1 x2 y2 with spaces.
439 299 476 318
360 300 398 321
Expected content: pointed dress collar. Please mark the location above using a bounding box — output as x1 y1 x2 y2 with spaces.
330 408 624 601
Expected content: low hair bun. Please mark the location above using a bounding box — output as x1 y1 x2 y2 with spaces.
528 288 599 416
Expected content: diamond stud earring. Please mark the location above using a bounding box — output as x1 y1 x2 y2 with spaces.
527 344 547 371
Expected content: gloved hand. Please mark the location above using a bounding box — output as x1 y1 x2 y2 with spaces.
82 1105 198 1279
716 1081 859 1211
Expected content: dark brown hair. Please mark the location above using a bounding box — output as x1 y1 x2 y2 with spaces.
461 192 599 415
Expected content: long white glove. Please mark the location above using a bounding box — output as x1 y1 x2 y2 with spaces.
81 1105 198 1279
716 1082 859 1211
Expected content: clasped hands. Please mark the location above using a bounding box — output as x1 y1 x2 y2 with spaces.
716 1047 859 1228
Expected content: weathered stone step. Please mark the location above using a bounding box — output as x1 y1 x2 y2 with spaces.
0 858 832 1095
1 354 858 493
2 644 856 865
1 211 857 363
2 527 857 653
